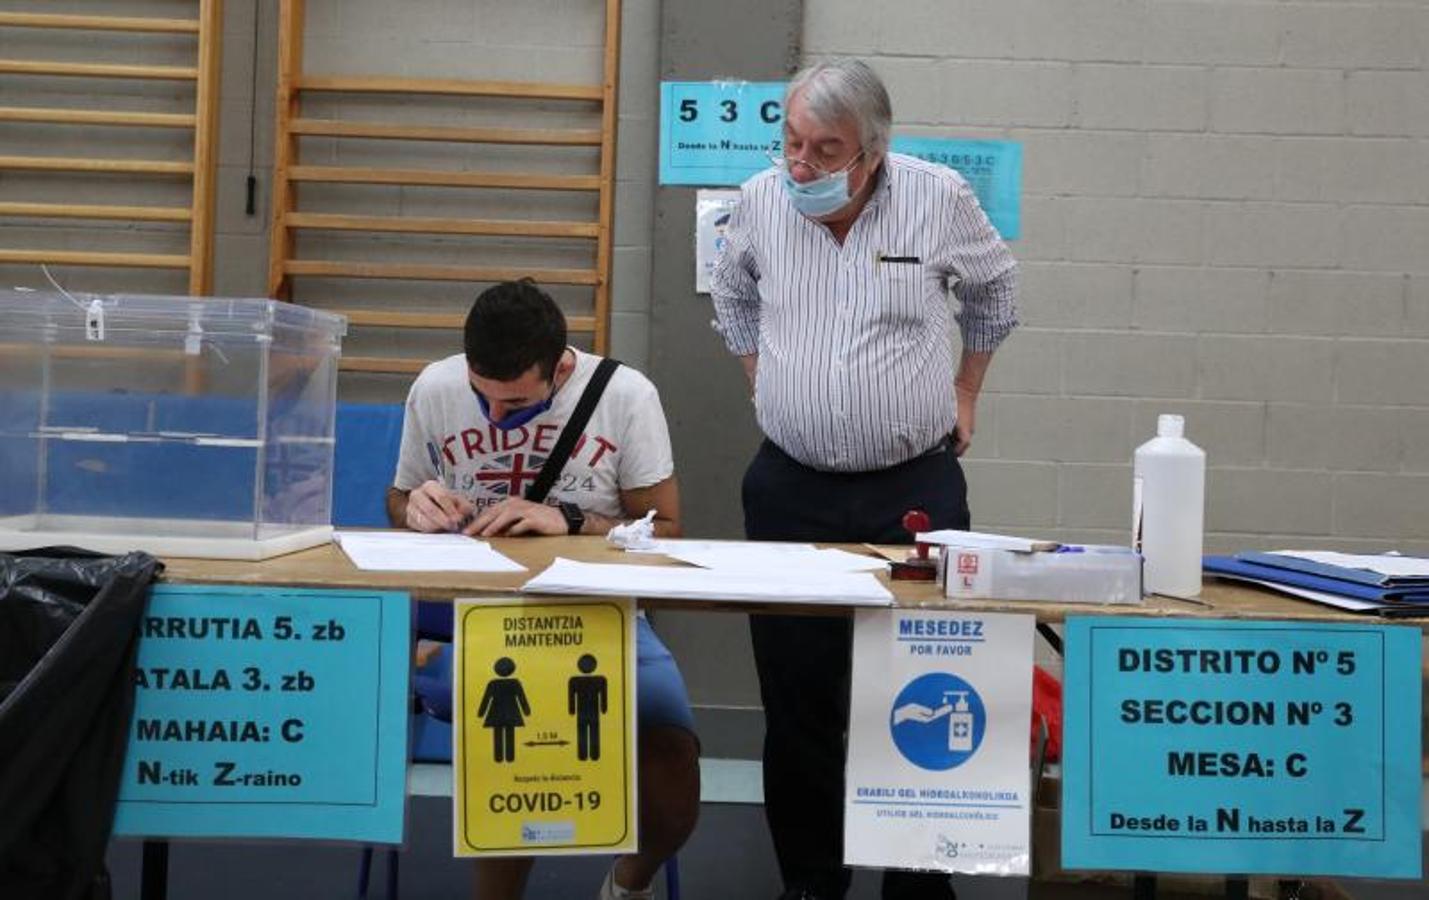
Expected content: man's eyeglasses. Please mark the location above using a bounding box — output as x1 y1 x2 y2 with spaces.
767 149 864 180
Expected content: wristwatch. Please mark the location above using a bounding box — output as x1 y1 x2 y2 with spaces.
558 501 586 536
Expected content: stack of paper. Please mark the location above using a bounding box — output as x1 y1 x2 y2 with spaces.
915 529 1060 553
1204 550 1429 615
334 531 526 573
523 557 894 606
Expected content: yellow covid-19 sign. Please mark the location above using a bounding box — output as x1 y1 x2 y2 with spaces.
453 598 637 856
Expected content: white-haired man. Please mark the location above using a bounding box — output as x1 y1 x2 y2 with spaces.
711 59 1019 900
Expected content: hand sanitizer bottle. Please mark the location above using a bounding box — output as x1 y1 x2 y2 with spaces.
1133 414 1205 598
945 691 973 752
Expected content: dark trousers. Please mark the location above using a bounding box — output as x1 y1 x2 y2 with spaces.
744 440 971 900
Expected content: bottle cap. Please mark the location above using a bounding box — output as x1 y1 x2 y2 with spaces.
1157 414 1184 438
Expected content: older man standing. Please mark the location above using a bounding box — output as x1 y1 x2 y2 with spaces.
710 59 1018 900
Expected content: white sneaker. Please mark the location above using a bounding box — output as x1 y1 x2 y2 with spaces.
598 865 655 900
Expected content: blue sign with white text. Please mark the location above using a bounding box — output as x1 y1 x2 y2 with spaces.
658 80 1021 238
1062 617 1422 879
113 585 411 844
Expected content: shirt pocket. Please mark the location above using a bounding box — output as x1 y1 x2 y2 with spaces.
876 262 928 343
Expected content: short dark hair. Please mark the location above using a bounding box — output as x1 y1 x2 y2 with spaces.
463 279 567 381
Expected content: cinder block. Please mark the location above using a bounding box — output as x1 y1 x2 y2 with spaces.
1132 266 1269 333
611 246 653 314
1340 206 1429 272
1063 332 1197 398
878 0 1030 57
1275 138 1429 205
1348 72 1429 138
1197 335 1335 403
962 459 1059 528
468 0 604 48
869 57 942 125
1142 134 1277 201
1334 474 1429 540
1401 409 1429 474
211 234 270 298
1204 203 1339 268
1337 339 1429 406
618 0 660 112
1014 196 1067 263
996 395 1136 463
609 311 650 372
1282 5 1421 70
1265 404 1402 473
1410 276 1429 337
1267 270 1406 338
1145 2 1283 66
809 0 884 54
1010 0 1146 63
1076 64 1208 132
1016 262 1134 329
1015 128 1145 197
1211 68 1345 136
613 178 655 248
1058 464 1133 530
937 61 1076 128
1063 198 1203 265
1207 468 1332 536
982 328 1062 395
616 115 656 183
1133 401 1266 466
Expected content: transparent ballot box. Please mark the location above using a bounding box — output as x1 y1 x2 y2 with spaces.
0 290 347 560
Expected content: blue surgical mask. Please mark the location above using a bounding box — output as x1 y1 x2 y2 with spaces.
780 166 853 218
475 390 552 431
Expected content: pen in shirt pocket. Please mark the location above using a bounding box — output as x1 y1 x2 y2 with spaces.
875 250 921 266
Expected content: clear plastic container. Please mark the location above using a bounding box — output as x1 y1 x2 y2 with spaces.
939 545 1144 605
0 290 346 560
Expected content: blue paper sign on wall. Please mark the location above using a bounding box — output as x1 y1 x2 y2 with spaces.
113 585 411 844
658 80 1022 239
1062 617 1422 879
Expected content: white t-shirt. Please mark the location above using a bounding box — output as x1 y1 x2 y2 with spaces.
394 350 674 519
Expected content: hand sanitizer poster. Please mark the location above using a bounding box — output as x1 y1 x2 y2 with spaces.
845 610 1035 876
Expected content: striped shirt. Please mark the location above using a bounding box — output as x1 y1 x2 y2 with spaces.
710 152 1019 473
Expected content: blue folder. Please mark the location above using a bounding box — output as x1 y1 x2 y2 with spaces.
1204 555 1429 605
1237 551 1429 589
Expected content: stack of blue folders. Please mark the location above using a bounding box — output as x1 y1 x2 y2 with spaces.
1204 551 1429 616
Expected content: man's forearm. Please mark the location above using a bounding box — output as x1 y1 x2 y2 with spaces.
739 353 758 393
955 349 994 400
385 487 409 528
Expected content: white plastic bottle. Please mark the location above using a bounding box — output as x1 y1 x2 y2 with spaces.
1133 414 1205 598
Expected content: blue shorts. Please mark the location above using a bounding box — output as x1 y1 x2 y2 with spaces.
636 615 697 735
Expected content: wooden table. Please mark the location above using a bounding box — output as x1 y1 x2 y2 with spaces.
157 535 1429 625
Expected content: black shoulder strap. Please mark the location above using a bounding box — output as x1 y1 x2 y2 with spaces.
524 357 621 504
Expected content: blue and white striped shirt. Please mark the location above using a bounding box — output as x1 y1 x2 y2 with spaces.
710 153 1019 473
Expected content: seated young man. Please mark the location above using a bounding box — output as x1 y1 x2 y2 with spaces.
386 279 699 900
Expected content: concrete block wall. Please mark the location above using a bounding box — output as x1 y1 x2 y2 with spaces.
808 0 1429 555
0 0 658 403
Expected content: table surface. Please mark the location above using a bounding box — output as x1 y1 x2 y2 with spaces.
156 534 1429 625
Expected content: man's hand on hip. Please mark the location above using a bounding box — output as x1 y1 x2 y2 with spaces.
952 389 977 456
468 498 567 537
405 480 475 533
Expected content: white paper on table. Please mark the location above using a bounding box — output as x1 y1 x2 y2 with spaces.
333 531 526 573
916 529 1060 553
664 546 888 574
523 558 893 606
625 539 818 555
1269 550 1429 580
